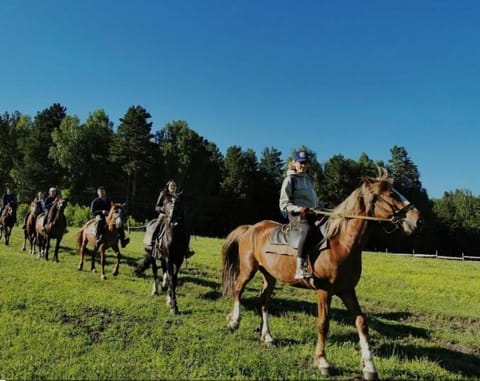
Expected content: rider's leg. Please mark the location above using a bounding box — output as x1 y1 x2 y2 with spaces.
295 220 312 279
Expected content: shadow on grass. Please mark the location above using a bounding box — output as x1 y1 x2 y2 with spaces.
227 293 480 378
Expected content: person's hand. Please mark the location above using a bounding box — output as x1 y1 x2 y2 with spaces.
300 207 309 214
103 210 108 215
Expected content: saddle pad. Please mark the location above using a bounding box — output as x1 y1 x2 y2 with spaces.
265 241 297 256
269 224 302 248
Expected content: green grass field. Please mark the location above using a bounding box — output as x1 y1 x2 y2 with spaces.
0 226 479 380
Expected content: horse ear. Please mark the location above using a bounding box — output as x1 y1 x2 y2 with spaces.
362 176 375 185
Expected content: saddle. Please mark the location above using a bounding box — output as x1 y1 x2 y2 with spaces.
266 220 329 257
144 218 169 259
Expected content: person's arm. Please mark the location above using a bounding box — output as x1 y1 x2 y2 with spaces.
279 176 301 214
155 192 165 213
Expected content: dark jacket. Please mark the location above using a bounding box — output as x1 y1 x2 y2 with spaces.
91 197 111 217
155 191 184 223
44 196 58 211
2 193 16 208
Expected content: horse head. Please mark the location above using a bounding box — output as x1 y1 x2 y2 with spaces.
31 200 43 216
361 167 423 235
107 202 127 229
2 203 13 217
165 194 183 226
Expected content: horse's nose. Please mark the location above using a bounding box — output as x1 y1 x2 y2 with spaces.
416 217 424 230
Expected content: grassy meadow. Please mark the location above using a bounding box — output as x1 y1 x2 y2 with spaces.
0 225 479 380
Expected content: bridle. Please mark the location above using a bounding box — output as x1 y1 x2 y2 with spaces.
312 188 416 234
368 191 416 233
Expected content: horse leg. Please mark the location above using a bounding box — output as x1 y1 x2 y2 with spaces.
227 262 257 332
44 238 50 261
112 250 121 276
160 257 168 291
338 290 378 381
90 246 97 273
257 270 277 345
313 289 332 376
166 261 179 315
99 247 106 280
77 243 85 271
151 258 159 296
22 230 27 251
53 239 61 262
5 227 10 245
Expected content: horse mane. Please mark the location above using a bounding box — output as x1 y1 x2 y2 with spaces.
324 167 393 239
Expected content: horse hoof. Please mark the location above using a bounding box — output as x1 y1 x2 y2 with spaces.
112 271 119 276
101 275 107 280
261 334 274 346
319 367 330 377
362 371 378 381
170 307 179 315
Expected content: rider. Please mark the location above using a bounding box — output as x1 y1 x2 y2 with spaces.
279 150 320 279
22 191 45 229
134 180 194 277
150 179 194 258
42 187 60 231
90 186 129 248
1 187 17 223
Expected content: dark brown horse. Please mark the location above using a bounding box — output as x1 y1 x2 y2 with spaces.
221 169 423 380
35 197 68 262
0 203 15 246
141 195 188 314
76 202 127 280
22 199 43 255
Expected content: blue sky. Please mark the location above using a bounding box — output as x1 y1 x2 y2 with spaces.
1 0 479 199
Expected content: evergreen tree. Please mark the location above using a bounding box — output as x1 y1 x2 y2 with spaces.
110 105 154 207
17 103 66 198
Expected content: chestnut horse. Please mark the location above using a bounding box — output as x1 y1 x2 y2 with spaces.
22 199 43 255
141 195 188 314
35 197 68 261
76 202 127 280
221 169 423 380
0 203 15 246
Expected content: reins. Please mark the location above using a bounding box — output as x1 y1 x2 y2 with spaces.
310 208 394 223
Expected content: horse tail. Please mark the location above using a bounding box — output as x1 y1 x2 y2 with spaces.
221 224 250 297
75 228 84 251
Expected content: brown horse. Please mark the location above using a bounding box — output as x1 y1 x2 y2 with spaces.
22 200 43 255
0 203 15 246
141 194 188 314
35 197 68 262
221 169 423 380
76 202 127 280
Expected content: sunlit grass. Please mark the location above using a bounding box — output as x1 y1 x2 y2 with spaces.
0 226 478 380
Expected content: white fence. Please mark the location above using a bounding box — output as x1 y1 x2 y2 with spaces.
372 250 480 262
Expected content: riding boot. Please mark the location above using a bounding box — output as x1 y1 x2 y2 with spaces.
119 228 129 248
185 249 195 259
295 257 312 279
94 222 103 247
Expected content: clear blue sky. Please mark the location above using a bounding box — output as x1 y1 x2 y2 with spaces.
1 0 479 199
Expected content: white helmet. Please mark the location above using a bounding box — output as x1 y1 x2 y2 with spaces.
49 187 57 193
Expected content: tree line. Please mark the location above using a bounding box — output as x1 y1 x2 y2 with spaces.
1 103 479 256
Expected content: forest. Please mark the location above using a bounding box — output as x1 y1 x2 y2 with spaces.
1 103 479 256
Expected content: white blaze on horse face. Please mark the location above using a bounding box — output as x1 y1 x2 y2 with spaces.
393 189 410 206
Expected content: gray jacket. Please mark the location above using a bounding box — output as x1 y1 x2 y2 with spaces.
279 171 319 215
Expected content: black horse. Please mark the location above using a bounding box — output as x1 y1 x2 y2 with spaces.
139 195 188 314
